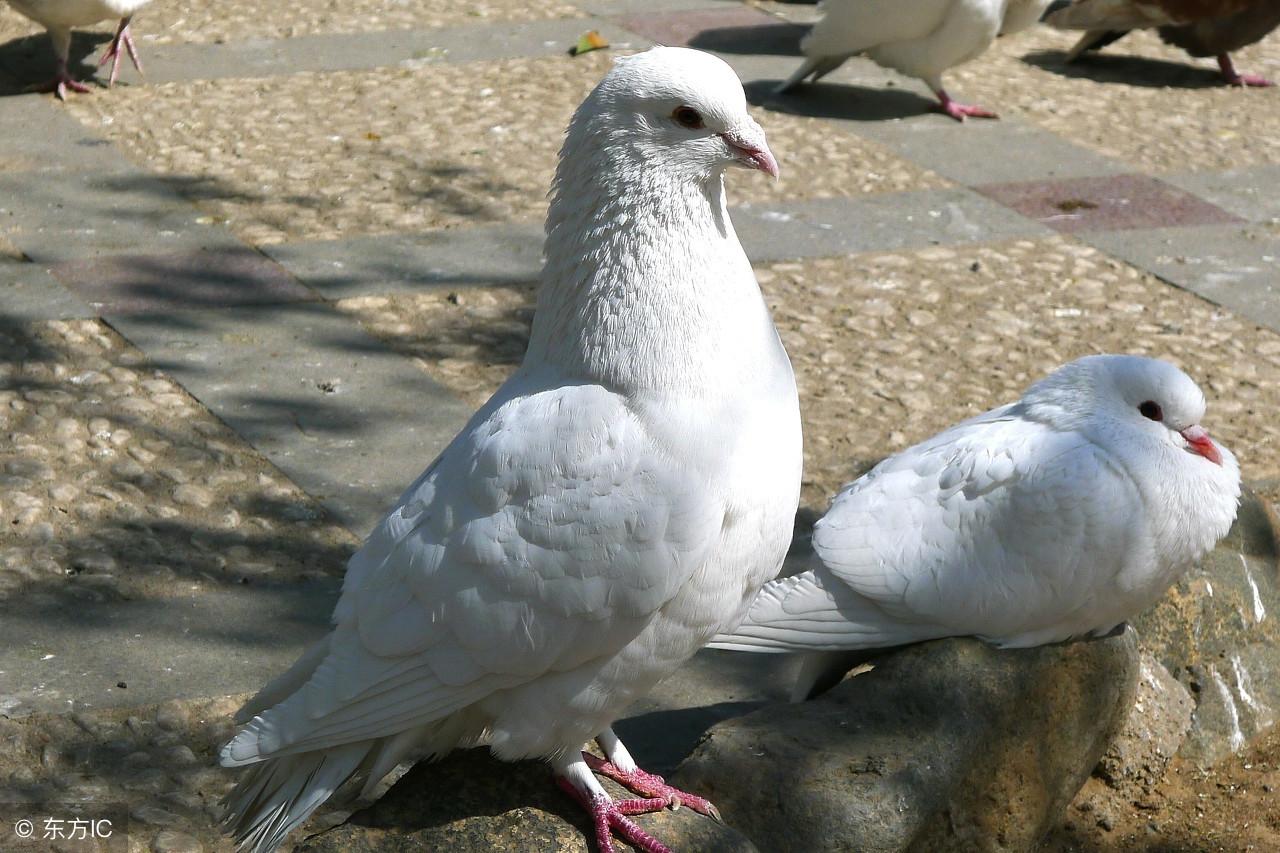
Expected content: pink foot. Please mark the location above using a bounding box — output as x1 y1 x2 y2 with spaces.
1218 53 1273 87
556 777 674 853
583 753 721 821
26 61 92 100
934 90 999 121
97 16 143 87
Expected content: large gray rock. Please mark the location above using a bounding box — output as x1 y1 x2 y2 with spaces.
1131 487 1280 766
297 747 756 853
672 631 1139 853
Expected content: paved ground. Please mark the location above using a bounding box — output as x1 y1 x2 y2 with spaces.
0 0 1278 850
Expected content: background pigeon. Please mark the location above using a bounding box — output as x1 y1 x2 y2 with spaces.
712 355 1240 700
219 46 801 853
777 0 1056 120
5 0 150 98
1046 0 1280 86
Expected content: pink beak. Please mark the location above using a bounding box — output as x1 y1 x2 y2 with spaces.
1181 425 1222 466
720 131 780 178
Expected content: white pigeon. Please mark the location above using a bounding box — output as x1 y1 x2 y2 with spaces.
713 355 1240 699
6 0 150 99
219 47 801 853
777 0 1055 120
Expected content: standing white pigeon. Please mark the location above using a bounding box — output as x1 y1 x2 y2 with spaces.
6 0 150 99
219 47 801 853
713 355 1240 699
778 0 1055 120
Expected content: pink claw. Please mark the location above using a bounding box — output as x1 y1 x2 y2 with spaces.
97 16 144 87
934 90 999 121
583 753 721 821
26 60 92 101
556 777 674 853
1218 53 1274 87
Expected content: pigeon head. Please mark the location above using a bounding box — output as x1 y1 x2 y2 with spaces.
1024 355 1228 468
572 47 779 181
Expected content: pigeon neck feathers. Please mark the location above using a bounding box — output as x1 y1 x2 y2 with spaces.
527 50 783 397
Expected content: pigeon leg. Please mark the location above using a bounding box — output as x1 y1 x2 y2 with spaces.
1217 53 1274 87
588 728 721 820
933 89 999 121
25 60 94 100
98 16 144 87
554 753 673 853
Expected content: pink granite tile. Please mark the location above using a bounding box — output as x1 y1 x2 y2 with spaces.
50 247 316 315
973 174 1242 233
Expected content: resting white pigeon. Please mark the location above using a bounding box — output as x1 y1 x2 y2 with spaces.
778 0 1055 120
219 47 801 853
6 0 150 99
713 355 1240 699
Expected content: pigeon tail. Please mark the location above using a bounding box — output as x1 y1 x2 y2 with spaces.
221 742 372 853
776 56 847 93
709 570 938 653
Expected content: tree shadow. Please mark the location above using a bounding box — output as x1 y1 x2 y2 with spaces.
0 30 112 96
1021 47 1229 90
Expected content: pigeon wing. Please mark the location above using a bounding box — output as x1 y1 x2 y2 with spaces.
223 381 722 765
715 408 1142 651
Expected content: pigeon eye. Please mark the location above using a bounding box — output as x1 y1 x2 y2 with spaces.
672 106 705 130
1138 401 1163 422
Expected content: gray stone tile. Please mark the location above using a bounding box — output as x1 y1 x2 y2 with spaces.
1080 224 1280 333
0 257 96 320
812 114 1129 185
262 190 1047 297
51 247 317 315
58 19 650 85
0 94 123 174
0 169 244 265
106 302 474 534
0 577 339 716
1161 166 1280 224
264 222 546 298
733 189 1053 261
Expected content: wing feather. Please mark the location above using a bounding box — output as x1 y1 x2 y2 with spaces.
222 382 720 767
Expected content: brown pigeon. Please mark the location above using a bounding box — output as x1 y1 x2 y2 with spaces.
1046 0 1280 86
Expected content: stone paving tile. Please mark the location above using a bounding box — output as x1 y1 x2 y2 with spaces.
948 25 1280 174
2 19 647 91
269 190 1046 298
105 302 474 534
0 95 122 174
0 0 583 48
0 168 244 265
0 318 355 713
340 237 1280 511
61 52 946 245
974 174 1243 234
50 247 317 316
265 223 547 298
1162 165 1280 224
0 259 94 321
618 5 792 50
1082 223 1280 333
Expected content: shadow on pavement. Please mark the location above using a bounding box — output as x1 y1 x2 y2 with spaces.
0 30 112 96
1022 48 1229 89
688 22 808 56
744 78 939 122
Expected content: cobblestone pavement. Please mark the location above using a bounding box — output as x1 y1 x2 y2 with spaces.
1 1 1278 850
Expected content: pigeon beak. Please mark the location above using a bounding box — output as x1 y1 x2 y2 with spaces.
1180 425 1223 466
720 127 779 178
